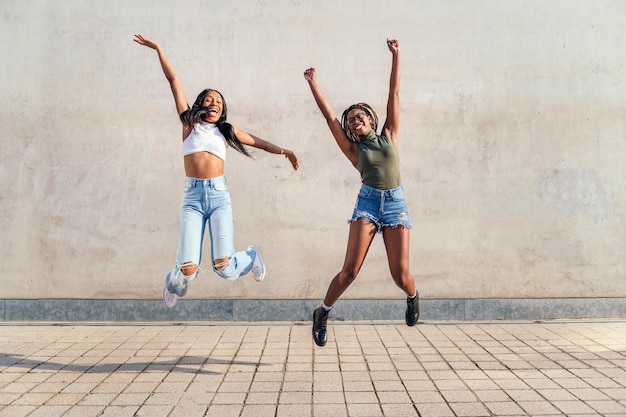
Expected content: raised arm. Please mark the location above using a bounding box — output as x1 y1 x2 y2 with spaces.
134 34 190 129
303 67 357 165
382 39 400 144
233 126 299 171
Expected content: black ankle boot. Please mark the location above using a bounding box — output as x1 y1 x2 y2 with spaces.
312 307 329 346
406 291 420 326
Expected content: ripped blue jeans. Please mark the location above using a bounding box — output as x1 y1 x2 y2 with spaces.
166 176 254 296
349 183 412 233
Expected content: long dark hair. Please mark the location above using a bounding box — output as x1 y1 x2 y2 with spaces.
180 89 251 157
341 102 379 143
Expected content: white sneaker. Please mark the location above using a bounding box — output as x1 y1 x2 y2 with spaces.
249 246 265 282
163 285 178 308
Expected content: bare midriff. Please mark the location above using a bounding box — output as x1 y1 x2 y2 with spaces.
184 152 225 179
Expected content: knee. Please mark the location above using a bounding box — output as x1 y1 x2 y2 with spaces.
338 269 358 286
213 257 234 279
180 263 198 277
392 270 413 287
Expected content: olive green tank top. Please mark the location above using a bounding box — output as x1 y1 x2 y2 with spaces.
354 130 401 190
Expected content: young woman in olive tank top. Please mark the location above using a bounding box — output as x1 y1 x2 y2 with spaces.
304 39 419 346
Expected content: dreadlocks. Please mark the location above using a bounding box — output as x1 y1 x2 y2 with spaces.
340 102 379 142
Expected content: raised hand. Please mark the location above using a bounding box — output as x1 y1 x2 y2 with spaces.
303 67 317 82
134 34 159 50
386 38 400 54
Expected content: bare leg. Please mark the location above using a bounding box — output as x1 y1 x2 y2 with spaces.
383 226 419 326
382 226 416 296
323 219 378 307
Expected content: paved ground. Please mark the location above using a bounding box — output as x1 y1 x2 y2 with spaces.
0 320 625 417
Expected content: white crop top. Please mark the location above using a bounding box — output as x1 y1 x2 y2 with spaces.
182 122 227 161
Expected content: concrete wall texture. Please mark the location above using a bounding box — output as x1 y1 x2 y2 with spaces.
1 1 624 319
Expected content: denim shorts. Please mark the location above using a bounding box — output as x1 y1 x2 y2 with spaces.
349 183 412 233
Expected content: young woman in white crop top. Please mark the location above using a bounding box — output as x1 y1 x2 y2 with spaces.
134 34 299 308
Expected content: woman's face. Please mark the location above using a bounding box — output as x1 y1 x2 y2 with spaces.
202 90 224 123
346 108 372 136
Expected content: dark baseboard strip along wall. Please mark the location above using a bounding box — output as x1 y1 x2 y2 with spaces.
1 298 625 322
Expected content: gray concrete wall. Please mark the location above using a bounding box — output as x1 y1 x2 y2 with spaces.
1 1 624 312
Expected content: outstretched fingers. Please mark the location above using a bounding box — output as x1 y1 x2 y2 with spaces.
133 33 158 49
285 150 299 170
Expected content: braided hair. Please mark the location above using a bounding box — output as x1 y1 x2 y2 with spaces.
340 103 379 142
180 89 251 157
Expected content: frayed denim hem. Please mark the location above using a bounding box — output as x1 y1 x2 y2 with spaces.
348 213 412 234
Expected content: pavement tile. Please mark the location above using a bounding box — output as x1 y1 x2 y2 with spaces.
245 391 279 404
278 391 310 404
141 392 183 406
342 380 375 391
216 381 251 392
344 390 379 403
0 405 36 417
441 389 480 403
249 380 282 392
587 399 626 414
313 363 339 372
211 392 246 404
44 393 85 406
377 390 412 403
282 381 312 392
95 405 140 417
370 370 402 381
473 389 510 402
517 400 562 415
339 362 368 371
347 402 384 416
313 390 345 403
413 401 455 416
504 388 545 402
552 399 598 414
204 404 241 417
448 401 491 416
62 405 107 416
240 404 276 417
312 403 348 416
133 405 173 417
251 372 283 382
24 405 70 417
484 400 526 415
276 403 311 416
10 393 54 406
373 379 406 391
602 387 626 400
380 402 419 416
464 378 500 390
282 371 311 382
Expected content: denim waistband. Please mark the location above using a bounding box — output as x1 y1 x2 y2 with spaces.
360 183 403 196
185 175 227 187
